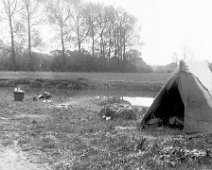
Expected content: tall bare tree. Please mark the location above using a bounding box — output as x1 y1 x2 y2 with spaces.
85 2 97 57
113 9 136 61
21 0 39 69
68 0 90 52
46 0 71 68
121 12 136 61
2 0 18 70
102 5 116 61
95 4 112 58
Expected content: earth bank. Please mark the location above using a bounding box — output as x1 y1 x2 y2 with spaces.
0 78 163 91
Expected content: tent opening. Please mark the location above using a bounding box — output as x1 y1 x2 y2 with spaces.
153 80 185 129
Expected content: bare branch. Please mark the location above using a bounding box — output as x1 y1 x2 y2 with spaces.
11 0 18 16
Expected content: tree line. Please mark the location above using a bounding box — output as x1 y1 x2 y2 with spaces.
0 0 151 72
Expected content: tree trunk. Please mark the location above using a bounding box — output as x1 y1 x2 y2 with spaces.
117 36 120 61
100 33 104 58
123 41 126 61
119 28 122 61
108 48 111 62
77 26 81 52
78 41 81 52
90 25 95 57
92 35 95 57
102 41 105 58
9 16 16 71
60 25 66 71
27 15 32 70
108 27 112 62
114 36 118 58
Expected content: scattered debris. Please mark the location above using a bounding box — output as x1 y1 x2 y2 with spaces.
105 116 111 121
145 118 163 128
99 103 140 120
55 103 72 109
37 92 52 100
168 116 183 126
32 91 52 102
14 87 25 93
42 100 52 103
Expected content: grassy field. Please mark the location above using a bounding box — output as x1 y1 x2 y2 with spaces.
0 72 211 169
0 88 211 170
0 72 170 84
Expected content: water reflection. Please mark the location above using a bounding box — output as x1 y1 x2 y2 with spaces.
38 89 156 107
123 97 154 107
52 89 157 98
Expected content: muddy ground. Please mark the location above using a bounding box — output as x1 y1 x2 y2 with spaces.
0 88 211 170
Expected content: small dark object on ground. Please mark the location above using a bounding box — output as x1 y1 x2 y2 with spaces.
33 96 37 101
32 120 37 124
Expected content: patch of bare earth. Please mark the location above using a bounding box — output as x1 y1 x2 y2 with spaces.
0 145 49 170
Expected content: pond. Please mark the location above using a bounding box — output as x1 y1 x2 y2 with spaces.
122 97 154 107
45 89 156 107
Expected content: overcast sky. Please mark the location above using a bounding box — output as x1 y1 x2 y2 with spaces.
91 0 212 65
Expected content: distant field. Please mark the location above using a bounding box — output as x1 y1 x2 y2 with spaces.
0 72 170 84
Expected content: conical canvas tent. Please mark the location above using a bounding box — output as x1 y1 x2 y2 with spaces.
140 60 212 134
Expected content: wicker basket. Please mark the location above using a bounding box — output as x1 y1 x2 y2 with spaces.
14 92 25 101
